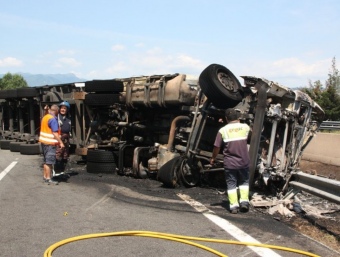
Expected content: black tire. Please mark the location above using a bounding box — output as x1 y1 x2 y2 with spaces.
84 93 121 106
9 141 22 152
157 156 181 188
0 140 14 150
17 88 39 98
87 161 117 174
0 89 17 99
7 89 18 98
85 80 124 93
20 143 41 155
0 90 8 99
199 64 243 109
87 149 116 163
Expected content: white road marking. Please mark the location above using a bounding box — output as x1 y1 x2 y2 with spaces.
177 193 282 257
0 161 18 182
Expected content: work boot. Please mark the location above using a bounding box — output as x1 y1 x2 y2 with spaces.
240 201 249 213
230 207 239 214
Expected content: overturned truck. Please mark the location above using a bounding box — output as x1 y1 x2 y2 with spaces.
0 64 324 197
81 64 324 194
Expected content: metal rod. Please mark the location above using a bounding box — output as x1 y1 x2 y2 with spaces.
18 106 24 133
29 99 35 136
266 120 278 168
8 105 13 132
280 120 289 171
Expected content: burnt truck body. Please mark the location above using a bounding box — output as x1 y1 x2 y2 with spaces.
0 64 324 196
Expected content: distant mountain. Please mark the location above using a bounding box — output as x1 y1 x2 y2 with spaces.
0 73 86 87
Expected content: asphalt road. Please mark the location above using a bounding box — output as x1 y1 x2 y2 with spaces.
0 149 338 257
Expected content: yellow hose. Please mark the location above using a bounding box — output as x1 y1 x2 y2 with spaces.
44 230 320 257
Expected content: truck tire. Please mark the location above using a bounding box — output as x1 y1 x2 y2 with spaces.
0 89 17 99
199 64 243 109
9 141 22 152
84 93 121 106
87 149 116 163
17 88 39 98
0 90 8 99
157 156 181 188
0 140 14 150
87 161 117 174
85 80 124 93
20 143 41 155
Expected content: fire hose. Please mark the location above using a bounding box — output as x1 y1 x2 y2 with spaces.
44 230 320 257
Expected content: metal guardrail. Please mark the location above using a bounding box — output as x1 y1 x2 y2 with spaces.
319 121 340 130
290 172 340 204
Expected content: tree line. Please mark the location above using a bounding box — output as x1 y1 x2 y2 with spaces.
300 57 340 121
0 73 28 90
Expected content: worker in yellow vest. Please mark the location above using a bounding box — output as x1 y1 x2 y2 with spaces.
39 104 65 185
210 108 251 214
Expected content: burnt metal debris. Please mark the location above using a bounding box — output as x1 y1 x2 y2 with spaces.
1 63 338 211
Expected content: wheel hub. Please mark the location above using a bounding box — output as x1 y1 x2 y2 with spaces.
217 72 237 92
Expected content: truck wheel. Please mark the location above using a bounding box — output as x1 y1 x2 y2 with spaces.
87 161 117 174
85 80 124 93
84 94 121 106
17 88 39 98
86 149 115 162
0 90 8 99
9 141 22 152
199 64 243 109
157 156 181 188
20 143 41 155
87 149 116 163
179 158 200 187
0 140 14 150
0 89 17 99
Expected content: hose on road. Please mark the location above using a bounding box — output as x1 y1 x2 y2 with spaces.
44 230 320 257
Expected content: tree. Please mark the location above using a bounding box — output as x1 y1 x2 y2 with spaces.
0 73 28 90
326 57 340 94
304 79 323 102
301 57 340 121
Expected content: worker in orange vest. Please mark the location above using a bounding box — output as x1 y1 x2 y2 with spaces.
39 104 65 185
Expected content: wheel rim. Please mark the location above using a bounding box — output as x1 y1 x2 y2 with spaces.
180 158 200 187
217 71 238 92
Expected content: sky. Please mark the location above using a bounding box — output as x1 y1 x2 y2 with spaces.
0 0 339 88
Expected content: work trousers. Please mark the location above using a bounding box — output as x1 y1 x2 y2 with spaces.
55 133 70 172
225 167 250 209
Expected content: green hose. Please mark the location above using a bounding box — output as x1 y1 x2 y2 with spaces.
44 230 320 257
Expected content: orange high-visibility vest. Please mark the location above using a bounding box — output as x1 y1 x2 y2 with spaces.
39 114 59 145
